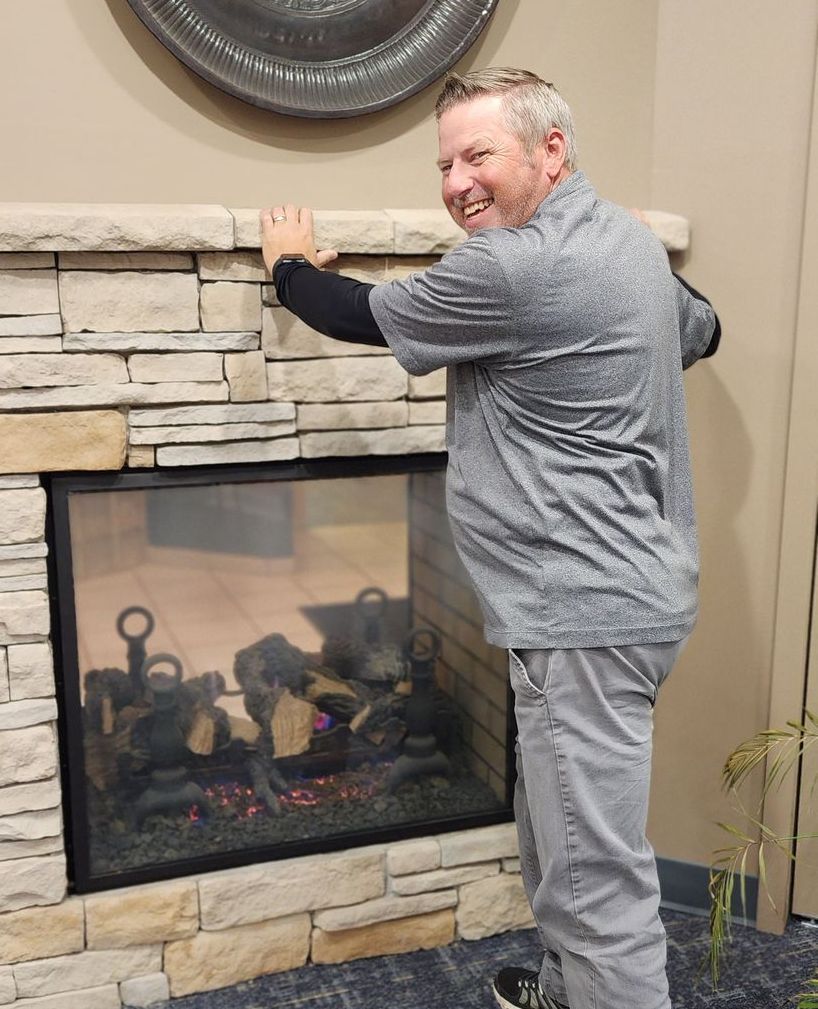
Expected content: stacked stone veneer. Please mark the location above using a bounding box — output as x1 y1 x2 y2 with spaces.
0 824 530 1007
0 203 688 1008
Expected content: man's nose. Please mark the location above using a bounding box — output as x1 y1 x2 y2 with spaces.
445 163 473 200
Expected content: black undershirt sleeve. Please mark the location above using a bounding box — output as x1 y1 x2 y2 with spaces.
273 261 721 360
673 273 722 358
273 261 387 347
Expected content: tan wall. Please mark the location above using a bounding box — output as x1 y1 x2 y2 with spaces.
647 0 818 867
4 0 818 881
1 0 656 207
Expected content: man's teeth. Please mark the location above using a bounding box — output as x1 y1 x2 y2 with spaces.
464 199 493 218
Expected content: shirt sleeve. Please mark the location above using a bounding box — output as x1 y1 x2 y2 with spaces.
673 274 720 368
368 235 515 376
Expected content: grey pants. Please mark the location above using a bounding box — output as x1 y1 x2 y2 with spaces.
509 641 685 1009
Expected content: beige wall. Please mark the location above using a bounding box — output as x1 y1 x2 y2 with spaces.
647 0 818 867
1 0 657 207
3 0 818 884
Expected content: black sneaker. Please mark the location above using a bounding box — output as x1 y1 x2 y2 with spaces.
492 967 568 1009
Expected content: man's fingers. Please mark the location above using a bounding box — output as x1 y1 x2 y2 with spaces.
300 207 314 229
316 249 338 268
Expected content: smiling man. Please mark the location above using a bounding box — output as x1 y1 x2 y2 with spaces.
261 68 719 1009
436 89 573 231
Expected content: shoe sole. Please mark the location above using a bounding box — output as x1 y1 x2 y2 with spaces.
492 987 518 1009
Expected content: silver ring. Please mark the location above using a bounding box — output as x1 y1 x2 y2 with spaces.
272 215 287 222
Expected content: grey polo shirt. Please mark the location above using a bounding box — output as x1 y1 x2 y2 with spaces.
369 171 716 649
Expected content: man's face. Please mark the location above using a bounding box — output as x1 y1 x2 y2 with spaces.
437 94 551 232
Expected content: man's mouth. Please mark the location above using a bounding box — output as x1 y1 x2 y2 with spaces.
462 198 494 222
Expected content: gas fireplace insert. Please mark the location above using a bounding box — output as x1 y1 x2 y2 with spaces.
49 456 514 892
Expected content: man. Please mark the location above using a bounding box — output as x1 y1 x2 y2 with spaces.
261 68 719 1009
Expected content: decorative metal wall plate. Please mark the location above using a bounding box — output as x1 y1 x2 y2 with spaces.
126 0 499 118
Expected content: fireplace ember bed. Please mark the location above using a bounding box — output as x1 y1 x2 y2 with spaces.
50 456 514 892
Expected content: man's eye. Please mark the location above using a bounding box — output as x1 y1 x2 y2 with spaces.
471 151 489 163
440 165 451 175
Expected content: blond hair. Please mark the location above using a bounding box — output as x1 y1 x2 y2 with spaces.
435 68 577 170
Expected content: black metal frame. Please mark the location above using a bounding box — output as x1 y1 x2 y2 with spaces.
47 453 515 894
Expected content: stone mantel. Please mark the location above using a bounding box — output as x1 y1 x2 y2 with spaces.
0 203 690 1008
0 203 690 255
0 203 689 477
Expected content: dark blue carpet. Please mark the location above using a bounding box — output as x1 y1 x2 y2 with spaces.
157 910 817 1009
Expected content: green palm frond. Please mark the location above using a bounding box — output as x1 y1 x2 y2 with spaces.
796 973 818 1009
708 838 755 986
709 712 818 992
721 721 818 797
708 864 733 987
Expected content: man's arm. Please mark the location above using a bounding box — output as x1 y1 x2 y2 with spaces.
629 209 721 364
261 202 518 377
262 204 722 367
274 261 387 347
275 262 723 363
261 203 388 348
674 274 721 364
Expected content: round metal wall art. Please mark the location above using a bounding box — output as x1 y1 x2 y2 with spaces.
126 0 500 118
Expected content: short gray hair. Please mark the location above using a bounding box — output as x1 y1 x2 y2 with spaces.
434 68 577 171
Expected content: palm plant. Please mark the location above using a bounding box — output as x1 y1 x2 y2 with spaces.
708 710 818 1006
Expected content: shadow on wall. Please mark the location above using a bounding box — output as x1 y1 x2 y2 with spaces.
652 358 764 861
65 0 520 154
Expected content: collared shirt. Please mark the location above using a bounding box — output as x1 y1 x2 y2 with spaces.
369 171 716 648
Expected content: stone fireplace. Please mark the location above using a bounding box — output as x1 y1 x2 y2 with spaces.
0 203 687 1008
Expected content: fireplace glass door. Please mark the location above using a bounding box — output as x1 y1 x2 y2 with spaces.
51 458 513 891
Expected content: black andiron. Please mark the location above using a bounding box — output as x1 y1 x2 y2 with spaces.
355 586 388 645
387 628 450 793
116 605 155 702
134 653 211 827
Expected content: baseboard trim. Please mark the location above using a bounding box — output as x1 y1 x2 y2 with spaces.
657 856 758 924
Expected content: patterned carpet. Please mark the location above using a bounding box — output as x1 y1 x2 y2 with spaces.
160 909 818 1009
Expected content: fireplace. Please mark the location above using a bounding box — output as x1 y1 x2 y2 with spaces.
50 455 513 892
0 203 684 1000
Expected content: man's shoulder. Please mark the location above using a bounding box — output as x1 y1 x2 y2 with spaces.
471 220 560 284
432 229 510 279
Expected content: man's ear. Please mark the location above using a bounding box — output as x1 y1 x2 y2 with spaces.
543 128 567 179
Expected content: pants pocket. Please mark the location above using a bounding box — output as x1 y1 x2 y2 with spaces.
509 648 554 699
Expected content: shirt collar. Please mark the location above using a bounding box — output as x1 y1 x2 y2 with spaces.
531 169 591 219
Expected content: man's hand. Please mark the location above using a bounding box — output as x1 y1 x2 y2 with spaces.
260 204 338 275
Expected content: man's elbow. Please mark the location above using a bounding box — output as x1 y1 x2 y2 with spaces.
682 308 721 369
700 312 722 359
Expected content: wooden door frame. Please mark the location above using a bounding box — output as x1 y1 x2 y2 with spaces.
792 529 818 915
756 48 818 932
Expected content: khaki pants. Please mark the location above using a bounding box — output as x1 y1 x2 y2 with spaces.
509 641 686 1009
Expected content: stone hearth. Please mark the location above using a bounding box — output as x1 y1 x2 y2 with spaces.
0 203 688 1008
